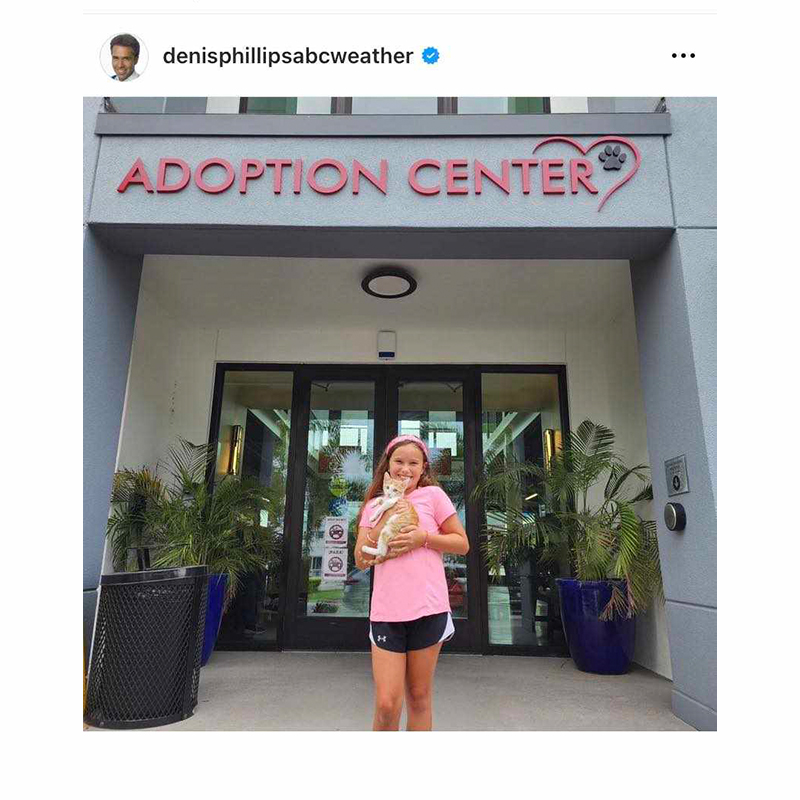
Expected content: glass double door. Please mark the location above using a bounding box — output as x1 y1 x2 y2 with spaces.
282 367 481 651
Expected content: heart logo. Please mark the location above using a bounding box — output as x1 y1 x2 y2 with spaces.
532 135 641 211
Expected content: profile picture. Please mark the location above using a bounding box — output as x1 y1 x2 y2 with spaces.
100 33 147 82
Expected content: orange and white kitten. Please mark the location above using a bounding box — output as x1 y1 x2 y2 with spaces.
362 473 419 559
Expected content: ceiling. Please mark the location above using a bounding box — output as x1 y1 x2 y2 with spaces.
141 255 633 330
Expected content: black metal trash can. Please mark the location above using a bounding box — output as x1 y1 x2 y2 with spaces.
85 566 208 729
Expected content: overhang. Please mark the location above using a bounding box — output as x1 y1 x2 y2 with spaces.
90 224 673 261
95 112 671 138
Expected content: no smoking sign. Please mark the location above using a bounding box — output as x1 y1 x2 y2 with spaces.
323 516 349 546
322 546 347 580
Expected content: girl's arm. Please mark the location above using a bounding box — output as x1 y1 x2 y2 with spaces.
355 526 378 570
425 513 469 556
389 512 469 556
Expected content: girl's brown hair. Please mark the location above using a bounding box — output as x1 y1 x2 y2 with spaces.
355 439 441 529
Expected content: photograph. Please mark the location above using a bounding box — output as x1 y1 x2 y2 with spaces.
101 32 146 82
82 93 716 732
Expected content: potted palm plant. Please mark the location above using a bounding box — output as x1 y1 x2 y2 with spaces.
106 439 282 666
147 439 282 664
106 467 166 571
474 420 664 674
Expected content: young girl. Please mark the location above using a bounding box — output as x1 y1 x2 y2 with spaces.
354 434 469 731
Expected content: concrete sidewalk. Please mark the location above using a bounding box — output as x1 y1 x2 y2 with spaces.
116 652 694 731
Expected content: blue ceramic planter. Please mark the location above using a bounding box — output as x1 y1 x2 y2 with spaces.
201 573 228 667
556 578 635 675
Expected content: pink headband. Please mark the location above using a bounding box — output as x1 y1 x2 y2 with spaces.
385 435 429 460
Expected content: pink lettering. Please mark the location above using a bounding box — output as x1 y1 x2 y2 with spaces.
265 159 293 194
446 159 469 195
408 160 441 195
570 159 598 195
239 159 264 194
307 159 348 194
474 160 511 194
541 160 565 195
117 158 154 193
156 159 190 193
353 159 388 194
195 159 235 194
510 159 539 194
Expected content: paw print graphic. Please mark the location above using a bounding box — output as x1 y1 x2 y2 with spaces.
598 144 627 170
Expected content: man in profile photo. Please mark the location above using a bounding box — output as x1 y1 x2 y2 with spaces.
110 34 141 81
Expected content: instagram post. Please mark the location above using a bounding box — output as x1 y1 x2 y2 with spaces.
71 5 721 750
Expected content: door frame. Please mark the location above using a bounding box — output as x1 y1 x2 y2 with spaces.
383 366 481 653
283 366 390 650
208 363 570 656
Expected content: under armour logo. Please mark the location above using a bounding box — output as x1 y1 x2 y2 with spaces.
377 635 387 642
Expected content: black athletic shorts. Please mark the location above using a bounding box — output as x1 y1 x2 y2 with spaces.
369 612 455 653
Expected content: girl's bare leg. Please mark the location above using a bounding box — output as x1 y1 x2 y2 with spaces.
371 644 406 730
404 642 443 731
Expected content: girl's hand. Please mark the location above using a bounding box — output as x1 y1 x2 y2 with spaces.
384 499 410 518
355 539 376 570
355 552 372 570
388 525 428 556
361 550 400 568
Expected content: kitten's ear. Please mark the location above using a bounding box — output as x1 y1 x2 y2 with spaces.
383 471 391 489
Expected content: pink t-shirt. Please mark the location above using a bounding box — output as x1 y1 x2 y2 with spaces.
359 485 458 622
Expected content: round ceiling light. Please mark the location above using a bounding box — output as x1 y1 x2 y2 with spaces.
361 266 417 299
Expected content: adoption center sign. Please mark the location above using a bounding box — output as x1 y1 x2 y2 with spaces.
116 136 642 212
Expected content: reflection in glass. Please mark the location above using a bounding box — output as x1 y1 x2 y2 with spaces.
481 373 567 647
301 382 375 619
104 97 209 114
214 371 293 645
457 97 548 114
242 98 333 114
351 97 439 115
398 381 468 619
244 97 298 114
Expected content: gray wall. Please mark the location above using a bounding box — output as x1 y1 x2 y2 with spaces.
630 97 716 731
83 100 144 661
83 230 143 661
84 98 104 223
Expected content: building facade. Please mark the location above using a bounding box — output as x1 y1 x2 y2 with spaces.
83 96 716 730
